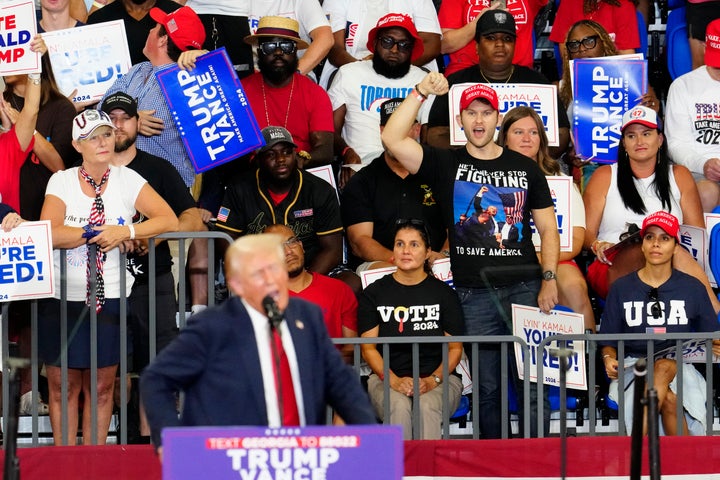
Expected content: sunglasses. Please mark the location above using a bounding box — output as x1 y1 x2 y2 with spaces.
282 236 301 249
565 35 599 54
258 40 297 56
395 218 425 227
395 218 431 240
378 36 414 53
648 287 661 319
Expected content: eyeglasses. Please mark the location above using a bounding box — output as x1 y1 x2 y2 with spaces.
378 36 414 53
258 40 297 56
648 287 661 319
283 236 301 249
565 35 599 54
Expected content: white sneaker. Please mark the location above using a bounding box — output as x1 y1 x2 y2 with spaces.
19 391 49 415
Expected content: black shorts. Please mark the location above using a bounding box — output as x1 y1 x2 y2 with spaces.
687 1 720 41
39 298 122 369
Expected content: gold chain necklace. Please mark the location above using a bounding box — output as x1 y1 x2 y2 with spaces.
479 65 515 84
261 75 295 129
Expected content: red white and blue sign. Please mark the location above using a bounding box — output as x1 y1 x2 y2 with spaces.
156 48 264 173
571 57 647 164
162 425 404 480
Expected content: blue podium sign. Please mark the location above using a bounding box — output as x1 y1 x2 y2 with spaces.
156 48 264 173
571 58 647 163
162 425 403 480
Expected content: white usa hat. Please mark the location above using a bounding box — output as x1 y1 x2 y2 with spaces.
72 109 115 141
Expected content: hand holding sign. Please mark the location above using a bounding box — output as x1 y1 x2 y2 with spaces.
177 49 210 71
0 0 40 75
0 220 54 301
29 34 47 58
1 212 25 232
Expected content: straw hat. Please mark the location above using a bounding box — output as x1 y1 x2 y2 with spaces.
243 16 309 50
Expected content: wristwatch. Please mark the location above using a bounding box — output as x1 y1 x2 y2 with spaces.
542 270 557 281
432 374 442 385
28 73 41 85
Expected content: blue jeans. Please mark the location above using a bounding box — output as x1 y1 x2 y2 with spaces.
457 280 550 438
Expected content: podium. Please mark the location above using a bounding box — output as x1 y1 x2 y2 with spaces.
162 425 403 479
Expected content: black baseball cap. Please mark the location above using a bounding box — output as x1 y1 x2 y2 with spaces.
101 92 139 118
379 98 404 126
475 10 517 41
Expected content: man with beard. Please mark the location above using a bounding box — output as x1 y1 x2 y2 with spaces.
265 224 357 362
328 14 434 181
102 92 204 442
87 0 182 66
215 126 343 276
242 16 334 168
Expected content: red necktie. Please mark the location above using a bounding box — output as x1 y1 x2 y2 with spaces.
270 329 300 426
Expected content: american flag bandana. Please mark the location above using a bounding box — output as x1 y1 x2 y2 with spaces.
80 167 110 313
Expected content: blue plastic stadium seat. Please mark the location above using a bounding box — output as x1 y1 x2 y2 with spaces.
665 6 692 79
636 10 648 57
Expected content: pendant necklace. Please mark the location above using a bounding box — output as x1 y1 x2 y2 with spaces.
262 75 295 128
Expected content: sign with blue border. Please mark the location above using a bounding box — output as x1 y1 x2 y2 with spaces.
156 48 264 173
571 57 647 164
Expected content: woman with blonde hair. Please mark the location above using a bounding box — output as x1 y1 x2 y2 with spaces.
39 110 178 445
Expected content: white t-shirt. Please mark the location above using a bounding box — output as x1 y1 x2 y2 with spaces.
319 0 441 87
665 66 720 178
185 0 247 15
328 60 430 165
45 166 146 301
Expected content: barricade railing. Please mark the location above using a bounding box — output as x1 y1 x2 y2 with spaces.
333 335 532 440
537 332 720 438
3 229 719 443
1 231 234 446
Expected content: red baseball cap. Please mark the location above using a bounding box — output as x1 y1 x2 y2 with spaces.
150 6 206 52
366 13 424 62
706 19 720 68
640 211 680 242
459 83 499 112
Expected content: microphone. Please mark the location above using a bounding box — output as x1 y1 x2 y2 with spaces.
630 358 647 480
262 295 284 331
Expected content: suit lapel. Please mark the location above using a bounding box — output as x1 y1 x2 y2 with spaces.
231 298 269 424
284 301 316 423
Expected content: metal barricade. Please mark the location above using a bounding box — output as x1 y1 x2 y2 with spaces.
3 233 720 444
333 335 532 440
1 231 234 446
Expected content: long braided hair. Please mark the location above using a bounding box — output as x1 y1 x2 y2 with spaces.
559 20 618 109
